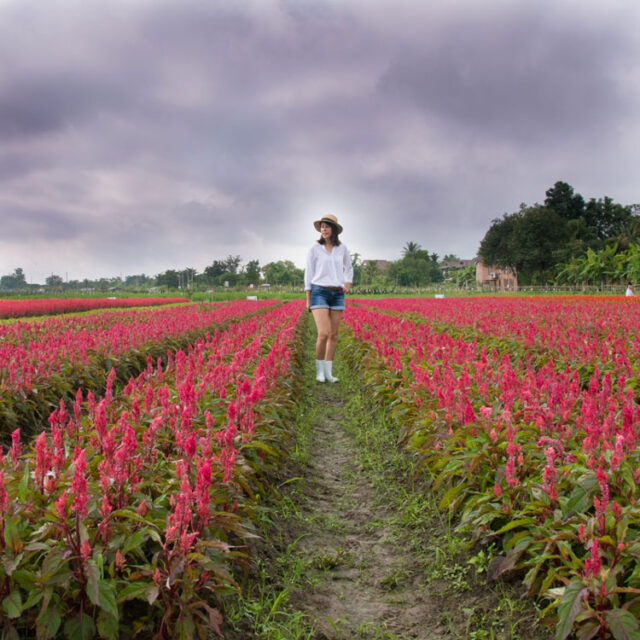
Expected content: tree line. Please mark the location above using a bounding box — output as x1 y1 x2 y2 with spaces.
1 244 461 293
478 181 640 286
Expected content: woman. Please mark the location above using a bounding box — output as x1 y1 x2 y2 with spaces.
304 214 353 383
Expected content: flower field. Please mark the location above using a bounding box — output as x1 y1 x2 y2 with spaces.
0 297 190 320
342 296 640 639
0 299 305 639
0 300 278 439
3 294 640 639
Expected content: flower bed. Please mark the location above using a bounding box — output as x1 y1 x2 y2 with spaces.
0 300 278 440
0 300 305 639
0 297 190 319
344 298 640 639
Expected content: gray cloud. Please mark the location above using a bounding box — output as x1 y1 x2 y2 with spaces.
0 0 638 282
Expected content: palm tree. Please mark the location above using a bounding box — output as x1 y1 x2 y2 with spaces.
402 241 421 257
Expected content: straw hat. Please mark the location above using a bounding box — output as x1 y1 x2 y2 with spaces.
313 214 343 234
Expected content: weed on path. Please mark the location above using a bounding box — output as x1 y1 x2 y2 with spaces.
223 320 550 639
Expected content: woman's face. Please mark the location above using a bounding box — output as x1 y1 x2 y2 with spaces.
320 222 334 241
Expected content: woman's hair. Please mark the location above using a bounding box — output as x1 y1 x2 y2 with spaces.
317 223 341 246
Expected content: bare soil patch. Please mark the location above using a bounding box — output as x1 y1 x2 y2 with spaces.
287 382 443 639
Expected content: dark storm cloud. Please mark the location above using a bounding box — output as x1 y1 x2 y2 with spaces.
377 7 631 144
0 206 90 241
0 0 638 282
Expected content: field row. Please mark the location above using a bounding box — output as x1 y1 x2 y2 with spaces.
0 300 278 439
0 297 190 319
344 298 640 640
0 300 306 639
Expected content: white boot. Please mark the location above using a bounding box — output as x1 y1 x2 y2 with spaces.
315 359 326 382
324 360 339 383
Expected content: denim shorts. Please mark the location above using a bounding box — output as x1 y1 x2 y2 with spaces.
309 284 345 311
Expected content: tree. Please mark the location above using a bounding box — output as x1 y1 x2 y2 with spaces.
244 260 261 286
544 181 585 220
388 249 443 286
262 261 303 285
478 212 523 276
584 197 635 241
223 255 242 274
204 260 227 282
45 274 64 289
155 270 179 289
402 241 421 256
361 260 379 285
350 253 362 286
0 267 27 289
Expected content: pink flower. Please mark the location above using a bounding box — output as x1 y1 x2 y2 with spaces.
55 491 68 520
0 470 10 514
80 538 92 563
72 449 89 520
584 537 601 579
9 429 22 466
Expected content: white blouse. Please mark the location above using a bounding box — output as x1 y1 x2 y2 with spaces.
304 243 354 290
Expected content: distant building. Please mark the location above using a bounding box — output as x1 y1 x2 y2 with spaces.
440 258 476 280
361 259 389 271
476 262 518 291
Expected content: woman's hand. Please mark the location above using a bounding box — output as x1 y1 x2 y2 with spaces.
343 283 351 294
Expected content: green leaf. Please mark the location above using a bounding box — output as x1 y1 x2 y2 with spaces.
3 519 19 552
97 610 119 640
566 473 597 511
121 528 148 556
556 581 587 640
438 483 465 510
64 613 97 640
1 590 22 619
495 518 535 535
117 582 149 603
18 462 30 502
242 439 279 457
98 580 118 620
85 559 100 607
605 609 640 640
36 607 61 639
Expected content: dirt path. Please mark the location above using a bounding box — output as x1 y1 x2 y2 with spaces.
287 381 441 639
228 324 549 639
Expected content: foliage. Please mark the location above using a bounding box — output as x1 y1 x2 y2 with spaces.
479 181 639 285
0 297 189 320
0 301 306 638
0 300 278 440
555 242 640 288
262 261 303 286
342 296 640 639
388 248 443 287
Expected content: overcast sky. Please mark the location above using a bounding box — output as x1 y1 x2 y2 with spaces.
1 0 639 284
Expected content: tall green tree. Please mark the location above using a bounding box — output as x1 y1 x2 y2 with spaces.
544 181 585 220
262 260 303 285
402 241 421 256
0 267 27 289
388 249 442 286
244 260 261 285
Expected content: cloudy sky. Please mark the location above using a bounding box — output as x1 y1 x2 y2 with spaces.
1 0 639 284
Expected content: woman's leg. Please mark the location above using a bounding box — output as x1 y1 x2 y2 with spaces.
311 308 331 359
325 310 343 361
